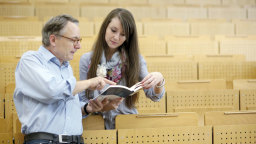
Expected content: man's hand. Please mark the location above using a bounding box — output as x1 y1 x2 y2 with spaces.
86 97 123 113
73 76 116 95
101 97 124 112
88 76 116 90
86 98 109 113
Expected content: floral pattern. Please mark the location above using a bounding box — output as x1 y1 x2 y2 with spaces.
106 61 123 83
89 50 126 84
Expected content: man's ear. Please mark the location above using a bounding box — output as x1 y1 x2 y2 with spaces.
49 34 56 47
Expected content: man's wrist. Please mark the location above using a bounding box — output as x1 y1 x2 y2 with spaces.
83 103 90 115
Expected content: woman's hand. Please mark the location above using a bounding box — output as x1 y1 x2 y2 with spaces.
141 72 164 89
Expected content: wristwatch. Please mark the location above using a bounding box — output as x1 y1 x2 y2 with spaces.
83 103 90 115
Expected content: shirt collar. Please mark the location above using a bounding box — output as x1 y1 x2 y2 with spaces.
39 46 69 67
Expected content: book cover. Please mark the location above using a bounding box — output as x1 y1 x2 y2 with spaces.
95 82 142 101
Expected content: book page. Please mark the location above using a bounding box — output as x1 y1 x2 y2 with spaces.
94 82 143 102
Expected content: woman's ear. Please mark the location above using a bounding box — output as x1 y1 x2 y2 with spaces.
49 34 56 47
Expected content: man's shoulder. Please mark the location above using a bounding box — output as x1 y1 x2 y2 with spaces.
21 50 38 59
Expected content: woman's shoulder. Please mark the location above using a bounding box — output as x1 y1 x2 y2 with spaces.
138 54 146 63
80 51 93 61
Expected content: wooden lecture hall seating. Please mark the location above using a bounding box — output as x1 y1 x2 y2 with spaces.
0 0 256 143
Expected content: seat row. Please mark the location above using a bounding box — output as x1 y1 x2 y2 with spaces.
1 80 256 122
4 0 256 6
1 110 256 143
0 60 255 95
0 35 256 61
0 3 256 20
0 19 256 36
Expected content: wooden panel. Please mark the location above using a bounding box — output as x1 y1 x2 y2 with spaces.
208 7 247 20
0 21 42 36
0 64 16 93
0 94 3 118
0 4 34 17
145 55 194 62
81 6 116 20
148 0 184 5
144 21 190 37
35 4 79 20
185 0 221 5
0 0 27 2
126 6 166 20
0 64 16 87
198 62 256 88
240 89 256 110
213 124 256 144
248 7 256 20
116 112 199 129
118 126 212 144
167 90 239 113
166 79 226 90
235 21 256 35
80 21 94 37
13 133 24 144
222 0 256 5
29 0 68 3
109 0 147 5
190 21 235 36
139 39 166 56
83 130 116 144
205 111 256 125
0 133 13 144
69 0 108 4
220 39 256 61
136 91 166 114
13 113 21 134
194 54 246 62
146 61 197 84
82 115 105 130
167 6 207 20
0 118 12 133
167 39 218 55
233 79 256 90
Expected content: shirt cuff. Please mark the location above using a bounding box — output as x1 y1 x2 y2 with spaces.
151 87 165 101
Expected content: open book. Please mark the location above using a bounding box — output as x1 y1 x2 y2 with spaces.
95 82 143 101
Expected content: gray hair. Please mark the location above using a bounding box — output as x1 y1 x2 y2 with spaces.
42 14 79 47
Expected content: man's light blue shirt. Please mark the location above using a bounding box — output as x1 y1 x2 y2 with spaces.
14 46 83 135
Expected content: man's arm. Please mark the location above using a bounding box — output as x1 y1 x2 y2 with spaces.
72 76 116 96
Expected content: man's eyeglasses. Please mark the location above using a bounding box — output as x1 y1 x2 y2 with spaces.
56 34 82 45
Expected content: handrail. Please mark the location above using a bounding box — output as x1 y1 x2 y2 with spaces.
224 111 256 115
136 113 178 118
177 80 210 83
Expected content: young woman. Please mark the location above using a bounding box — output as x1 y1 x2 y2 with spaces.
79 8 165 129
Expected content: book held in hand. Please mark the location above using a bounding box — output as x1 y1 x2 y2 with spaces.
95 82 143 101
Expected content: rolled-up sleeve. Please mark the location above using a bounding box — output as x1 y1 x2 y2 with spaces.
16 53 76 104
79 53 92 108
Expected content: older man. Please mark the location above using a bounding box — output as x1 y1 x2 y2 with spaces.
13 14 114 144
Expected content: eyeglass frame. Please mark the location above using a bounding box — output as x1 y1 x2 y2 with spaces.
55 34 82 45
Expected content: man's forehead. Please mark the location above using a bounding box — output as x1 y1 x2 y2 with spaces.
62 21 80 37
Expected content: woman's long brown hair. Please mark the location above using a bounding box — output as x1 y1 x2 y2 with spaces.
86 8 140 108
